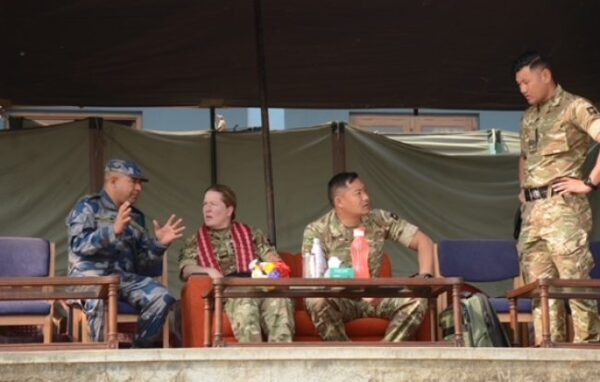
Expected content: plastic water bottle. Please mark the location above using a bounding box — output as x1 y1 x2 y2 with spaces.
302 252 315 278
312 238 327 278
351 227 371 278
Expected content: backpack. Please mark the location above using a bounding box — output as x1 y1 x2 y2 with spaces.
439 292 511 347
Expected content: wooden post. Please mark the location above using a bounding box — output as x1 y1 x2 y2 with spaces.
88 118 105 193
540 282 552 347
253 0 276 244
452 283 464 346
509 298 519 346
213 278 224 347
107 280 118 349
332 122 346 175
209 107 217 185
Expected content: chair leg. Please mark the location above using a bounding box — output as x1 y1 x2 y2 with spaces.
73 309 91 343
162 311 170 348
43 319 52 344
519 323 530 347
81 315 91 343
71 308 88 343
162 325 170 348
71 318 80 342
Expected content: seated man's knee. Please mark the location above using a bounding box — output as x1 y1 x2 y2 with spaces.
414 298 428 312
140 283 175 311
264 297 293 312
160 291 176 307
305 297 328 312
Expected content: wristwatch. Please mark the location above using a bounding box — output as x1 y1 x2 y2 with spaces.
415 273 433 279
584 177 598 191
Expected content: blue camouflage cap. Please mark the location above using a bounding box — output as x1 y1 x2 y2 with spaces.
104 159 149 182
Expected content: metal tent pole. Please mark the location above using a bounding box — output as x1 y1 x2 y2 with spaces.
209 107 217 185
253 0 276 244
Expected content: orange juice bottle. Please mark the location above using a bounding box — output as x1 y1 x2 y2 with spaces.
351 227 370 278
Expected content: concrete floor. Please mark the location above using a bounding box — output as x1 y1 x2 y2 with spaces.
1 346 599 382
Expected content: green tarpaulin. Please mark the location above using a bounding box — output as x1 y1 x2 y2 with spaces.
3 122 599 296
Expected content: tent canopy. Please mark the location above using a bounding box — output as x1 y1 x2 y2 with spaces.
1 0 599 110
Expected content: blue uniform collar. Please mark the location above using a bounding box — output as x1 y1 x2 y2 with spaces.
99 190 118 211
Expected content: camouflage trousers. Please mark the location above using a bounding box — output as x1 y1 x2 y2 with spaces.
518 193 600 344
224 297 295 343
304 296 427 342
84 272 176 347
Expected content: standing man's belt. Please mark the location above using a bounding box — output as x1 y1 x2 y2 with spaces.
524 186 553 201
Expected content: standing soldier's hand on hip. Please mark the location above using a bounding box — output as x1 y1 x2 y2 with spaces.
553 177 592 195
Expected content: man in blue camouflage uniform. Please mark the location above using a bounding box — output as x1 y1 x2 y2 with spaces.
67 159 185 347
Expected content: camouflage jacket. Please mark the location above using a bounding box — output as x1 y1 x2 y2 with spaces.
66 190 166 276
178 224 280 278
302 209 418 277
521 85 600 188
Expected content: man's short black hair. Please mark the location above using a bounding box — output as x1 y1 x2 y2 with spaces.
513 51 553 75
328 172 359 206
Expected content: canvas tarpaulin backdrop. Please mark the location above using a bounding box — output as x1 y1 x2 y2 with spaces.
0 122 332 295
385 130 521 156
0 122 90 261
347 128 520 293
3 123 600 296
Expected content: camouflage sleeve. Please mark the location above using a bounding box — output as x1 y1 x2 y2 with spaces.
570 98 600 138
302 222 321 255
252 228 281 262
66 199 118 257
519 114 528 158
377 209 418 248
178 235 199 274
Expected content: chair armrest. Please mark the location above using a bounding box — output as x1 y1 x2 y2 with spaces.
181 275 214 347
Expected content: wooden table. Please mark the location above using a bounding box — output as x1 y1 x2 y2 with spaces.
210 277 464 347
0 276 120 350
507 278 600 348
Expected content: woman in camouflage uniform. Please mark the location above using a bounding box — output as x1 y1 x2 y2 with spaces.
179 185 294 343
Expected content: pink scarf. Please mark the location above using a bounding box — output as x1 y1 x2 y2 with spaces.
196 222 255 273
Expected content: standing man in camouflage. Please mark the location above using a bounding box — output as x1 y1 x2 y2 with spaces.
515 51 600 344
179 184 294 342
303 172 435 342
67 159 184 347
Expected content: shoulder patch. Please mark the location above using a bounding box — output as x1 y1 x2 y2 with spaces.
77 194 98 203
73 194 99 212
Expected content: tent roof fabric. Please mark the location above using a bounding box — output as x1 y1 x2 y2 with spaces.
1 0 599 109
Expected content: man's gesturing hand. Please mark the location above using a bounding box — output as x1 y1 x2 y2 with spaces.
114 201 132 235
154 214 186 246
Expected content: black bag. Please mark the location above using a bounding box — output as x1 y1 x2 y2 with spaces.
439 292 511 347
513 206 522 240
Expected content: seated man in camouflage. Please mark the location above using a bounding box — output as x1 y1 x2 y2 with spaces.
67 159 184 347
179 184 294 343
303 172 435 341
